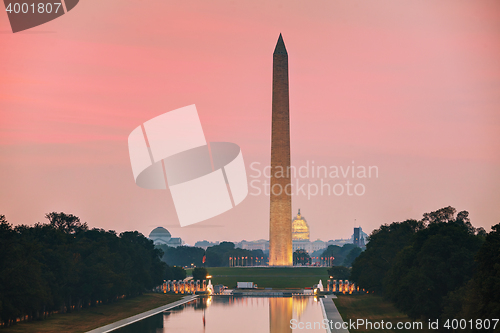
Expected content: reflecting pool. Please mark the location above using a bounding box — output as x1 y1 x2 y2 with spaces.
114 296 326 333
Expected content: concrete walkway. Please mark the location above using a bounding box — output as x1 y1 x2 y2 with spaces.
320 295 349 333
86 295 197 333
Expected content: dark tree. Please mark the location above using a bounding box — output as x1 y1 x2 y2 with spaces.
45 212 88 234
473 223 500 319
158 245 205 267
327 266 351 280
342 247 362 267
321 243 359 266
350 219 423 293
170 266 187 281
350 206 486 325
443 223 500 322
206 241 235 267
293 249 311 265
0 213 166 326
192 267 209 281
383 209 483 322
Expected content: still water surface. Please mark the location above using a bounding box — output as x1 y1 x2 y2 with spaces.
114 296 326 333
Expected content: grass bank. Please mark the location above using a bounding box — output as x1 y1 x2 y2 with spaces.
334 294 431 332
1 293 183 333
193 267 329 289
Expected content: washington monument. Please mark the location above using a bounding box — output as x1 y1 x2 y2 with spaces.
269 34 293 266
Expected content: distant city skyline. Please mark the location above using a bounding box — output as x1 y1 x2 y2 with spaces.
1 1 499 246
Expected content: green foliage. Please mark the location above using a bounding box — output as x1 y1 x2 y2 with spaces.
165 265 186 281
157 245 205 267
442 223 500 322
206 241 234 267
350 219 424 293
350 206 486 325
385 214 483 321
0 213 166 327
157 241 265 269
343 247 362 267
293 249 311 265
327 266 351 280
207 242 264 267
321 243 360 267
44 212 88 234
441 279 479 323
473 223 500 319
192 267 209 281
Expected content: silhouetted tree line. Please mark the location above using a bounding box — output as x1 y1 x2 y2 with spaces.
157 241 265 267
442 223 500 325
350 206 499 329
293 249 311 265
327 266 351 280
321 243 363 267
165 265 186 281
0 213 166 327
192 267 209 281
157 244 205 267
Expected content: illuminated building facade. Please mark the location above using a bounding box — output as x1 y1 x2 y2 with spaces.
292 209 310 241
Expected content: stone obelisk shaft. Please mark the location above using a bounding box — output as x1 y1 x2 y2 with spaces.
269 34 292 266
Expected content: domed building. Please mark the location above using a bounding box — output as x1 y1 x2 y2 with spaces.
291 209 329 254
292 209 310 241
148 227 183 247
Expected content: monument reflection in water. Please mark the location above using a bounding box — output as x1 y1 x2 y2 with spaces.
114 297 326 333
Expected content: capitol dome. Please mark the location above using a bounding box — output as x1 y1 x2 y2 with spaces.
149 227 172 244
292 209 310 241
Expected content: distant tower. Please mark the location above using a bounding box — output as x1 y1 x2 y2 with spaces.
353 227 361 246
269 34 293 266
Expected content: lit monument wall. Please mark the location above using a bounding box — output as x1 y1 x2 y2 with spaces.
269 297 293 333
269 34 293 266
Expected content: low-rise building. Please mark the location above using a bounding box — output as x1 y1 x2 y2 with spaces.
148 227 184 247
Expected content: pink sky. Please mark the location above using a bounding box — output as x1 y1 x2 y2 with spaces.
1 0 499 245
